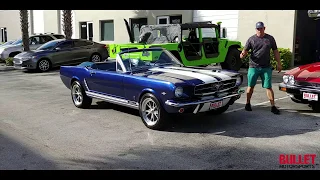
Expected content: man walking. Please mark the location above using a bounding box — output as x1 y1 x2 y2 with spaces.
240 21 282 114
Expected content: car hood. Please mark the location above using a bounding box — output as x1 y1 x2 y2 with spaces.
286 62 320 82
15 50 48 58
132 66 239 86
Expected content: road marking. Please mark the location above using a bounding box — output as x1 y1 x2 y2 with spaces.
224 96 289 114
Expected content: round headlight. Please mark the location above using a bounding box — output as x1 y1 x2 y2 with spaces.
289 75 295 85
236 76 242 85
283 75 289 83
174 87 183 97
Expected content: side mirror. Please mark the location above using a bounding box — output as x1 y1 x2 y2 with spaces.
222 27 227 38
55 47 61 51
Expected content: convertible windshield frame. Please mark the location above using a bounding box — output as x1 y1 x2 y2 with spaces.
115 48 183 73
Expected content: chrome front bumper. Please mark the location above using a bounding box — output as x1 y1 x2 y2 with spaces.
165 90 244 107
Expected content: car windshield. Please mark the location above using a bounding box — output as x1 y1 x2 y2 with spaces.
37 40 61 50
11 39 22 45
119 49 183 72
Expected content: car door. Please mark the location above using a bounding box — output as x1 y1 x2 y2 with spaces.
72 40 91 63
85 61 125 99
51 41 75 65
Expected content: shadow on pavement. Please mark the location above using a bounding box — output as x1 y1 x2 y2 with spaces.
0 133 58 170
90 101 320 138
166 104 320 138
60 143 320 170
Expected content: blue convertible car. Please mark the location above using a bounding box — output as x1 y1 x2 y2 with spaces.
60 48 244 130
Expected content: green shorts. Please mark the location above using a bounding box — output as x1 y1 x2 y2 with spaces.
247 67 273 88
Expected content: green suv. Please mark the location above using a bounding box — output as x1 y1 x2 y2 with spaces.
108 19 243 71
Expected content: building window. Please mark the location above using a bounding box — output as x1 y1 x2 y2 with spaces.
156 15 182 25
130 18 147 42
100 20 114 41
1 27 7 42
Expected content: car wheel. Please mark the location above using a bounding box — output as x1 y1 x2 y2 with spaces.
311 102 320 113
37 59 51 72
71 81 92 109
206 104 230 115
90 53 101 62
221 48 242 71
139 93 169 130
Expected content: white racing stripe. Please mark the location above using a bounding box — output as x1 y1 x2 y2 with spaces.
150 67 217 83
166 66 231 81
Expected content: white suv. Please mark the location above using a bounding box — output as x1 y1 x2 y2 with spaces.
0 33 65 60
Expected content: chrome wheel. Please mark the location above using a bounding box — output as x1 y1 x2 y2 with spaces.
72 83 83 106
39 59 50 71
141 98 160 126
91 54 101 62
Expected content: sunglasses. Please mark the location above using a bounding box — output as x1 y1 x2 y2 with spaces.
256 28 264 30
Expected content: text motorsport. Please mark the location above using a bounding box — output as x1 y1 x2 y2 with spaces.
279 154 319 169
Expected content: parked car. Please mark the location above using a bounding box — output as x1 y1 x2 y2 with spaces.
60 48 244 130
0 40 16 47
0 33 64 60
13 38 109 72
279 62 320 112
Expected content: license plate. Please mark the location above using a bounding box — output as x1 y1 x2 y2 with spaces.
209 101 223 109
303 92 318 101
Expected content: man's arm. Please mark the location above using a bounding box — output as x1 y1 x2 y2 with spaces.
240 38 251 59
271 36 282 72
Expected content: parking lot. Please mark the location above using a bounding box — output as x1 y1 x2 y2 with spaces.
0 68 320 170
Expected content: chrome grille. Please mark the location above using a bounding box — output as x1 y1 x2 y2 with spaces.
194 79 236 96
296 81 320 88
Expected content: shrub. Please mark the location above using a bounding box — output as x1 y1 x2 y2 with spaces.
238 47 292 70
5 57 14 66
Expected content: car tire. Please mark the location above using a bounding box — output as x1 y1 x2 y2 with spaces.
90 53 101 62
71 81 92 109
311 102 320 113
221 48 242 71
139 93 169 130
206 104 230 115
37 59 51 72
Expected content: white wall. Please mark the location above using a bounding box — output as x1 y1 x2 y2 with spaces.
0 10 32 41
193 10 239 40
32 10 44 34
237 10 296 50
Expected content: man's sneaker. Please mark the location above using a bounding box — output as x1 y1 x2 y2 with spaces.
271 106 280 114
245 103 252 111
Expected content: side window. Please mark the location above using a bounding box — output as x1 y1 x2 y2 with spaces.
53 35 65 39
201 28 217 39
57 41 73 49
40 36 54 44
29 36 40 45
74 40 93 47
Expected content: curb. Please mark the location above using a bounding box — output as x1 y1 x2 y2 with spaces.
0 66 16 72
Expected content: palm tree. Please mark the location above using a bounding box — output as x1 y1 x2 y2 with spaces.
19 10 30 51
62 10 73 39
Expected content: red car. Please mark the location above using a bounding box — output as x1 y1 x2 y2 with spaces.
279 62 320 112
